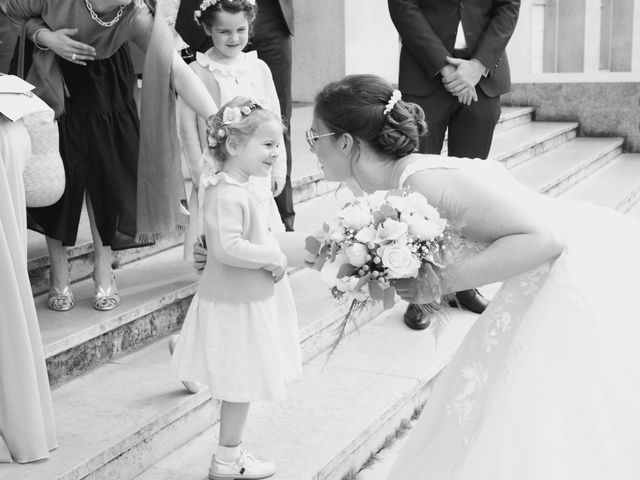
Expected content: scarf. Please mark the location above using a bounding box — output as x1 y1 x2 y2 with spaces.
135 0 187 242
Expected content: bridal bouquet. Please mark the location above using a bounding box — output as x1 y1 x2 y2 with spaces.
306 188 452 354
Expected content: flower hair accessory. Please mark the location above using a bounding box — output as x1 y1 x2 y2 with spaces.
207 98 266 148
221 98 265 126
194 0 256 23
383 90 402 116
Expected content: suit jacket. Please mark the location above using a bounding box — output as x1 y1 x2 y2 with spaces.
388 0 520 98
176 0 293 52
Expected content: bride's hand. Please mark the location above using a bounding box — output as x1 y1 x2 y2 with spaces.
390 265 443 304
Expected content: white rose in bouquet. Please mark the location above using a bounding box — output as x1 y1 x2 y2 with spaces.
380 244 421 279
338 203 373 230
405 191 441 220
386 194 409 213
404 213 446 241
355 226 377 244
377 218 408 241
345 243 369 267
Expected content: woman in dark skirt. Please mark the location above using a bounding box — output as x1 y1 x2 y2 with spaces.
7 0 217 311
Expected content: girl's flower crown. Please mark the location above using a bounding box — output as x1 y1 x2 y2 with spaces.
194 0 256 23
207 98 266 148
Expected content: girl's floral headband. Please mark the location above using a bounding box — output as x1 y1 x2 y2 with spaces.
207 98 266 148
194 0 256 23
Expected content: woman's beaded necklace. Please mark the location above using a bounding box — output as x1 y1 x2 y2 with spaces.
84 0 127 28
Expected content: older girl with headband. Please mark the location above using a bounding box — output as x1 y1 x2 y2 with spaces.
178 0 287 259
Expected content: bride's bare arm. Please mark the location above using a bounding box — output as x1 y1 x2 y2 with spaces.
395 169 565 302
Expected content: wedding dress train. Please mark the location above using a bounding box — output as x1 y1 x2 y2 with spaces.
388 155 640 479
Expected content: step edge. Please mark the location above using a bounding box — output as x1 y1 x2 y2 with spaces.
491 123 578 164
318 352 455 480
46 303 385 480
537 141 624 194
60 392 213 480
43 262 333 361
43 281 199 358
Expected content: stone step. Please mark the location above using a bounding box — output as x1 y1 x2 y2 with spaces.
132 302 479 480
492 105 535 134
484 120 578 168
39 187 359 388
0 301 478 480
561 153 640 213
509 137 624 197
626 197 640 219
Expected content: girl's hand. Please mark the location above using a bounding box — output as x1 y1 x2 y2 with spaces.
38 28 96 65
193 235 208 275
270 264 286 283
271 176 286 197
265 253 288 283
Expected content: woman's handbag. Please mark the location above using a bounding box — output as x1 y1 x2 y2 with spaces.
21 110 65 207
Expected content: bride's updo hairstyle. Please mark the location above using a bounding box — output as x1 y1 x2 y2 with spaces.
314 74 427 159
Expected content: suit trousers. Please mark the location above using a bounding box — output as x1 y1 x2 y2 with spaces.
405 83 501 160
248 1 295 231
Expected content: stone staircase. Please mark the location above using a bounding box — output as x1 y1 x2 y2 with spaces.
4 105 640 480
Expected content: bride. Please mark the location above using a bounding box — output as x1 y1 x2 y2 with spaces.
309 74 640 478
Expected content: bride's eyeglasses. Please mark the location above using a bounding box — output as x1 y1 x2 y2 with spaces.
305 128 335 148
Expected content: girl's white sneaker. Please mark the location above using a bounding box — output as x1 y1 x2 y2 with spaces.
208 450 275 480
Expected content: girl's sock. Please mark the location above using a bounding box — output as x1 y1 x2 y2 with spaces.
216 444 241 462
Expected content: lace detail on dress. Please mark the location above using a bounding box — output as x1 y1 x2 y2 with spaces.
444 260 556 446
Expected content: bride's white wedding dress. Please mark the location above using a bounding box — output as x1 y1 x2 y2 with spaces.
388 155 640 479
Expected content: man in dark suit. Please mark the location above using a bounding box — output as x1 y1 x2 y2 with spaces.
175 0 296 231
388 0 520 329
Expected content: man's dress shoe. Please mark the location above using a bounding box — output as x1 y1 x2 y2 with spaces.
403 303 432 330
449 289 489 314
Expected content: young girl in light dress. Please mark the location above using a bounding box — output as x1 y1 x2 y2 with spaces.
171 97 302 479
178 0 287 251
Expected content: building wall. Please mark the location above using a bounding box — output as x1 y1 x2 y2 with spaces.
503 82 640 152
292 0 399 103
291 0 346 103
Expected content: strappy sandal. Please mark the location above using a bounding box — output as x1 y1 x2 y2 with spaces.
47 285 75 312
93 274 120 311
